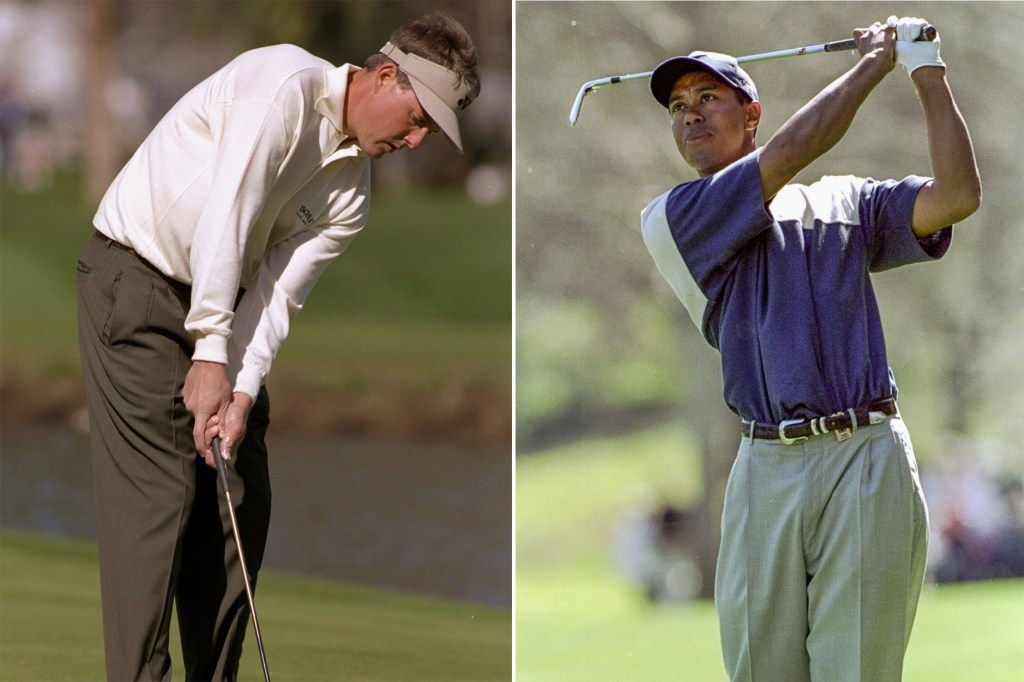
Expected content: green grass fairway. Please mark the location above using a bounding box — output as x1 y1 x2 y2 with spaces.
0 532 511 681
906 579 1024 680
517 428 1024 681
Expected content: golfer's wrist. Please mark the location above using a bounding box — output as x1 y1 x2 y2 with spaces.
231 391 254 414
190 359 228 377
857 50 895 82
910 64 946 87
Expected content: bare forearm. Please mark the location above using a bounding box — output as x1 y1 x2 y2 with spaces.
910 67 981 235
760 54 889 199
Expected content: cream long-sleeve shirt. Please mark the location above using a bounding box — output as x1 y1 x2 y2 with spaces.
94 44 371 399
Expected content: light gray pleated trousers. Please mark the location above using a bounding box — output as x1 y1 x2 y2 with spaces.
715 417 929 682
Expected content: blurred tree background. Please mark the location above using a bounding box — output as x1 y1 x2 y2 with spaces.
517 1 1023 597
0 0 511 199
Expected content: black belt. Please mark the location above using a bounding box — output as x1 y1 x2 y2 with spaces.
741 398 898 444
94 230 140 257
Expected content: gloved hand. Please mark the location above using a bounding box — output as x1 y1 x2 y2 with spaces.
891 16 945 75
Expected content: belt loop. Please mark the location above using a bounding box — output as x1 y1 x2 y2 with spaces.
846 408 858 432
747 420 755 444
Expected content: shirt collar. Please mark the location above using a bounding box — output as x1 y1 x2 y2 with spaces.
315 63 365 159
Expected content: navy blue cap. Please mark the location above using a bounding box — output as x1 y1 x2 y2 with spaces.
650 51 759 108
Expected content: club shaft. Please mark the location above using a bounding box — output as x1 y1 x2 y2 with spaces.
568 26 934 126
568 39 855 126
214 438 271 682
736 38 856 63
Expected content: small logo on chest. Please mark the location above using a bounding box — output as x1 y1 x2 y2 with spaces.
297 205 315 226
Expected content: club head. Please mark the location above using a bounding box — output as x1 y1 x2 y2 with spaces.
569 85 592 126
569 70 655 126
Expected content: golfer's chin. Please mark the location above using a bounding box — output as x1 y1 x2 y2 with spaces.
367 141 402 159
683 148 736 178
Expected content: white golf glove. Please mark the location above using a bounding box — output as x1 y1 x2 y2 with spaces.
890 16 945 75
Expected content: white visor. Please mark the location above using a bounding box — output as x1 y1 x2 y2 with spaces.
379 42 475 153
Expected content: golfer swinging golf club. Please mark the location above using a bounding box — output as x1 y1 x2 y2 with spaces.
640 17 979 681
76 13 479 681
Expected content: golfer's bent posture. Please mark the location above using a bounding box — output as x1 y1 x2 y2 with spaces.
640 18 979 682
76 14 479 681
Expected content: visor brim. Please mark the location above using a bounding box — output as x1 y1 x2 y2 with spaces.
408 77 463 154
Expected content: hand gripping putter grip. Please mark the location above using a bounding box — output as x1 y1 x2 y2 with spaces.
213 437 271 682
568 23 937 125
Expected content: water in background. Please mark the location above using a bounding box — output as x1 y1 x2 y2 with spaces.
0 428 511 608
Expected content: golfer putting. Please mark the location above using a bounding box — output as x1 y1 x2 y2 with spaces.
639 17 979 681
76 13 479 681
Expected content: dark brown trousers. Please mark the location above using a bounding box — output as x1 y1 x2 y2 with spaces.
76 232 271 681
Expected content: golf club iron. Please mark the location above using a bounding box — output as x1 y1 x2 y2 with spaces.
213 437 271 682
568 24 936 125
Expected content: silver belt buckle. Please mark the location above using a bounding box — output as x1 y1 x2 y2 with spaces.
778 419 808 445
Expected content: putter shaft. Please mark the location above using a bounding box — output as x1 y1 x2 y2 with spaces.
214 438 271 682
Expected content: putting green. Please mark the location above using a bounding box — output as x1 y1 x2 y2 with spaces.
0 532 512 681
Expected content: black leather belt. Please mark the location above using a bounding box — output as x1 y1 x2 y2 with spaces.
94 230 140 256
741 398 898 444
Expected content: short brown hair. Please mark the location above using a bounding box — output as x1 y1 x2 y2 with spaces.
365 13 480 101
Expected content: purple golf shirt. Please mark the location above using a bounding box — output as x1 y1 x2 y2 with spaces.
641 149 952 423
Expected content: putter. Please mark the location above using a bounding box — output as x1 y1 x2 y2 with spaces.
568 23 936 125
213 437 271 682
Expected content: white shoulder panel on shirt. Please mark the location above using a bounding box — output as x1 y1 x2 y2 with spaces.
770 175 867 227
640 191 709 332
